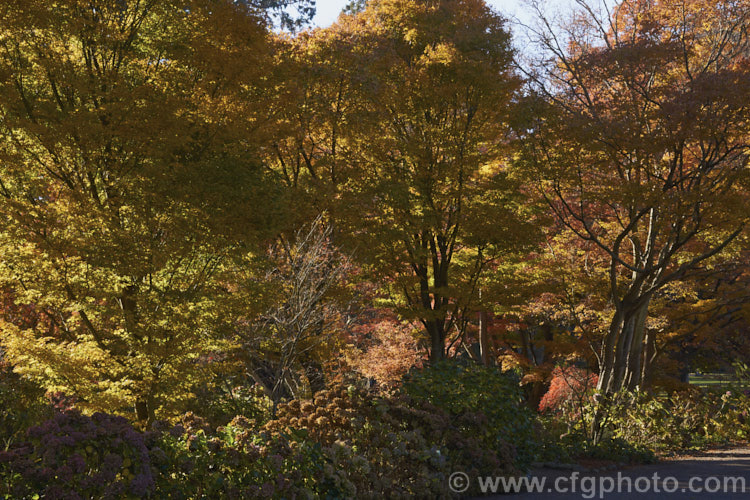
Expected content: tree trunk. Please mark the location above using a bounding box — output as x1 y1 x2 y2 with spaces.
428 320 446 362
478 308 490 366
598 297 651 394
640 330 656 388
135 393 155 427
525 380 548 411
592 296 652 443
300 356 326 394
623 303 649 391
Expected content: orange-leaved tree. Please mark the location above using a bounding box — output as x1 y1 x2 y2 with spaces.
518 0 750 436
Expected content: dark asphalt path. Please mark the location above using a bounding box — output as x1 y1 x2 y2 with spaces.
478 447 750 499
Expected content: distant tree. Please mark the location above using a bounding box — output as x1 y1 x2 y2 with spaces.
344 311 424 389
342 0 368 15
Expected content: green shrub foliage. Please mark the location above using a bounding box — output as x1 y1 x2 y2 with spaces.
267 384 519 497
402 360 538 468
608 389 750 451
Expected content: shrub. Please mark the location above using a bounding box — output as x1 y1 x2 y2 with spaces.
564 433 655 464
537 387 750 463
402 360 537 469
536 365 600 453
608 389 750 452
186 378 273 429
268 385 449 498
0 372 536 498
267 383 520 498
0 411 154 499
150 412 345 499
537 418 655 465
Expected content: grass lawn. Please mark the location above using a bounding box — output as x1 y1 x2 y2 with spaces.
689 373 747 388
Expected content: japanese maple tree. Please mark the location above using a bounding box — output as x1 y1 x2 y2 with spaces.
519 0 750 436
0 0 283 423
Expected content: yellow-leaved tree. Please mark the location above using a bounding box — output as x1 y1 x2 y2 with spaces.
269 0 541 362
0 0 285 423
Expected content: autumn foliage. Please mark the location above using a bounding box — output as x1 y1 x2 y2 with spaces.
0 0 749 495
539 367 599 414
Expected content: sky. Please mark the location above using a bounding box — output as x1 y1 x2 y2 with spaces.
312 0 535 28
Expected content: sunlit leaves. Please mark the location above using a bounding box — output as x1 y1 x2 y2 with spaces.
0 0 281 421
273 0 535 360
518 0 750 394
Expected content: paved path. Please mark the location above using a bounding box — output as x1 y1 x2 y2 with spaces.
480 447 750 499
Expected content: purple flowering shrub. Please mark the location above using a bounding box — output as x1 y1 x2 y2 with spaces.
0 411 154 499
